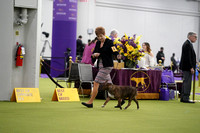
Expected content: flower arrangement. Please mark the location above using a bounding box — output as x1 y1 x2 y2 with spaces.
113 34 144 68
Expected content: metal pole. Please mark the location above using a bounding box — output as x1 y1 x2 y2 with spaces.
68 56 73 88
193 72 196 101
198 2 200 64
199 70 200 87
198 63 200 87
40 56 42 77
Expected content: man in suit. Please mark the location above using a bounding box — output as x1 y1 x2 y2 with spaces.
156 47 165 65
76 35 84 57
171 53 177 72
179 32 197 103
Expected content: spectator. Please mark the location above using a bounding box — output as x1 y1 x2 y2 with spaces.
156 47 165 65
81 37 98 65
109 29 119 61
76 35 84 57
109 29 119 40
170 53 177 72
121 35 126 41
138 42 154 68
88 39 91 44
179 32 197 103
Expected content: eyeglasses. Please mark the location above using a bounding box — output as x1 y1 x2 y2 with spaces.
192 35 197 38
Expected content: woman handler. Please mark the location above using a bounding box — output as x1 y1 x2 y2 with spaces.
81 27 120 108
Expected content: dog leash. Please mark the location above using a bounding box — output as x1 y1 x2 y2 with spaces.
111 61 119 81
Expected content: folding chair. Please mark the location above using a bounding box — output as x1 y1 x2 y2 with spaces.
165 83 178 100
78 63 93 98
161 70 178 100
56 63 79 88
174 72 183 98
56 75 69 88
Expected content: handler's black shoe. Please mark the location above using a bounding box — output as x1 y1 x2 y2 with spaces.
180 99 183 102
182 100 195 103
114 100 125 108
81 102 93 108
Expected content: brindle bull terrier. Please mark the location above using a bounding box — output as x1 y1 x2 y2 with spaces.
101 82 139 110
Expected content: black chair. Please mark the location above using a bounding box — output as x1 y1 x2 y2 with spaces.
68 63 80 87
56 63 79 88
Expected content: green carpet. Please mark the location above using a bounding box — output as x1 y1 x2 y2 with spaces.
0 78 200 133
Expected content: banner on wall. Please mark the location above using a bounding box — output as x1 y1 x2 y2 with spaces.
51 0 77 77
53 0 77 21
80 0 88 2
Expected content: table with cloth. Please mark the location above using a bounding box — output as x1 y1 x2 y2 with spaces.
76 68 162 99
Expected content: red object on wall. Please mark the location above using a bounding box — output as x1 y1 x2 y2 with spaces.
80 0 88 2
16 45 23 66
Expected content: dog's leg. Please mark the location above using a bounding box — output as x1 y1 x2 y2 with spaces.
133 97 139 109
117 98 122 110
144 83 146 88
124 98 131 110
101 97 110 108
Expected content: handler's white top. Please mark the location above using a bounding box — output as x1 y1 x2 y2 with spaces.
138 52 155 68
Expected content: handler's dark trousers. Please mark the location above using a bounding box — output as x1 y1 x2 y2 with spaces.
181 71 192 101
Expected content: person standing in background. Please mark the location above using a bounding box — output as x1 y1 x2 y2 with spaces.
171 53 177 72
109 29 120 62
109 29 119 40
88 39 91 44
76 35 84 57
156 47 165 65
81 37 98 65
179 32 197 103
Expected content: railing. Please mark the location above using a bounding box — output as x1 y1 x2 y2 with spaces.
40 56 75 78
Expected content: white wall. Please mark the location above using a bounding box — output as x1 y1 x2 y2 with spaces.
0 0 41 101
77 0 200 66
0 0 13 100
77 0 96 44
40 0 53 58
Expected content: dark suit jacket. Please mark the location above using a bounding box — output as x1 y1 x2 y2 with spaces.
179 40 196 71
76 39 84 54
92 38 118 68
171 56 177 67
156 51 165 64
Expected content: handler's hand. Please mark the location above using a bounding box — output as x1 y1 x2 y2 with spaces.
191 68 195 74
117 54 122 60
92 53 100 58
